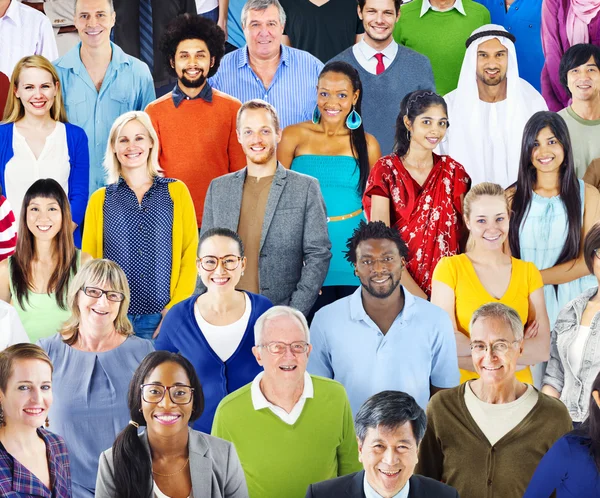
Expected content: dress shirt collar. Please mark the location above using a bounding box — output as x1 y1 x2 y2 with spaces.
420 0 466 17
251 371 314 411
2 0 20 24
57 42 131 74
364 474 410 498
172 81 213 107
239 44 290 69
349 285 415 324
355 38 398 63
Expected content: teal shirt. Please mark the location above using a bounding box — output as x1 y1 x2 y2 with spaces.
54 42 156 194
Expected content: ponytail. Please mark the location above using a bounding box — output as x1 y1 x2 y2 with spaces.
111 420 152 498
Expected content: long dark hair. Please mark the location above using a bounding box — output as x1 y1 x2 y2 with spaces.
509 111 581 265
111 352 205 498
318 61 370 195
394 90 448 157
10 179 78 309
575 370 600 471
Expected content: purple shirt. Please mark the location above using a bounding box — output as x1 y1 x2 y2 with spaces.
542 0 600 111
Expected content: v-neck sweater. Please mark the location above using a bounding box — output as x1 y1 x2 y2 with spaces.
416 383 572 498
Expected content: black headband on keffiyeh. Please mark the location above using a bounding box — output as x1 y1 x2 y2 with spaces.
465 30 516 48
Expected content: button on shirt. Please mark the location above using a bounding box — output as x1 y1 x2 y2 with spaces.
352 39 399 75
364 474 409 498
209 44 323 129
308 287 460 413
54 42 156 193
103 177 174 315
0 0 58 76
420 0 466 16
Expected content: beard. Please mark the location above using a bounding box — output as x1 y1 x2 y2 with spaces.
245 144 276 164
477 70 506 87
179 71 207 88
361 274 401 299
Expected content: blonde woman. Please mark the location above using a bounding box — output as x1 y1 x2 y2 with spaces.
82 111 198 340
431 182 550 384
38 259 154 498
0 55 89 246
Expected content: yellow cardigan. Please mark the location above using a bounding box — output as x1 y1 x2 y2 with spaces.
82 180 198 309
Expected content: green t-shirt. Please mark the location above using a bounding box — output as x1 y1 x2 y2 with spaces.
558 106 600 178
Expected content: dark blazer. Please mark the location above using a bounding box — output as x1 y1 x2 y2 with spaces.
201 164 332 316
306 471 459 498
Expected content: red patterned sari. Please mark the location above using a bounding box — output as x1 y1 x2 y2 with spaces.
363 153 470 296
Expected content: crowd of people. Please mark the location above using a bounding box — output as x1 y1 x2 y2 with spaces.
1 0 600 496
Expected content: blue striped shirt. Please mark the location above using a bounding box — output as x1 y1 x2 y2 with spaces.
209 44 323 129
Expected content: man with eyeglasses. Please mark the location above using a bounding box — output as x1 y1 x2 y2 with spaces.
308 220 459 415
212 306 361 498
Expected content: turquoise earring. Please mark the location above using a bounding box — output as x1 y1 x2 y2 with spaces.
346 105 362 130
312 105 321 124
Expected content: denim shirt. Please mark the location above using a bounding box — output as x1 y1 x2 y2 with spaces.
544 286 600 421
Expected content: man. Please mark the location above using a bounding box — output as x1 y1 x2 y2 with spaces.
330 0 435 155
308 221 459 415
54 0 155 194
556 44 600 179
0 0 58 77
209 0 323 129
202 99 331 315
212 306 361 498
146 14 246 227
393 0 490 95
440 24 547 188
307 391 459 498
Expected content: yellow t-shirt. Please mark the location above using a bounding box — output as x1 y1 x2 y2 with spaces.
432 254 544 384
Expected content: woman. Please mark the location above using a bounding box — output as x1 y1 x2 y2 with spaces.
0 179 92 343
0 55 88 246
431 182 550 384
278 61 381 309
509 111 600 328
541 223 600 423
364 90 470 298
83 111 198 339
0 343 71 496
156 228 272 433
525 370 600 497
95 351 248 498
417 302 572 498
38 259 154 498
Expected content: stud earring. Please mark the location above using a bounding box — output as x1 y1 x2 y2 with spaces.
346 105 362 130
45 416 49 428
312 105 321 124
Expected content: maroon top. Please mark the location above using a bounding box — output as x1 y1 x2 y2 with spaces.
0 72 9 119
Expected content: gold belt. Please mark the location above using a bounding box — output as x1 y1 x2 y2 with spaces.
327 208 363 223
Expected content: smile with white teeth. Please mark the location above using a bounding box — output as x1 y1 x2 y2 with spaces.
325 109 341 116
250 145 266 151
91 308 109 316
23 408 44 415
30 101 47 109
36 225 52 232
86 30 102 36
155 414 180 422
125 152 142 158
485 69 500 75
537 157 554 165
426 137 439 143
211 277 229 284
483 234 501 241
482 365 502 370
379 469 401 477
372 276 390 283
279 365 297 371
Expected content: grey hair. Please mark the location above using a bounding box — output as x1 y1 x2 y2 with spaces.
241 0 286 28
236 99 281 133
469 302 524 341
254 306 310 345
355 391 427 445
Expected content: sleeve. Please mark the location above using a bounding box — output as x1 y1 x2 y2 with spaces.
94 451 117 498
67 126 90 229
81 190 104 259
451 161 470 215
136 65 157 110
362 158 392 221
37 16 59 62
305 485 316 498
522 437 570 498
0 195 17 260
307 312 334 378
43 0 76 27
336 394 362 476
227 102 247 172
415 403 444 480
224 442 249 498
431 256 457 289
583 159 600 191
200 181 216 237
527 262 544 293
154 307 181 352
211 404 232 440
541 0 569 111
8 305 29 346
542 316 566 393
430 310 460 388
289 179 332 315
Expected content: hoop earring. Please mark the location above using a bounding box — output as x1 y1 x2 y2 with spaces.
406 130 411 142
346 105 362 130
312 105 321 124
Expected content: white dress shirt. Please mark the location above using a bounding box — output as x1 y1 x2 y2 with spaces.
420 0 466 16
364 474 410 498
352 39 399 75
251 371 314 425
0 0 58 76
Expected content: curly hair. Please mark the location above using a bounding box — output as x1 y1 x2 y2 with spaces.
159 14 225 78
344 220 408 264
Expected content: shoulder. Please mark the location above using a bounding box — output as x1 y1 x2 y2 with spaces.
309 472 359 495
427 384 463 412
584 182 600 203
145 93 173 112
165 295 195 317
247 292 273 311
314 293 353 322
286 46 323 67
327 47 354 64
311 375 349 397
167 179 192 196
88 187 107 206
409 292 453 324
0 123 14 138
18 2 50 23
396 44 432 65
209 170 244 188
123 335 155 355
400 0 422 15
64 122 87 139
536 391 571 418
39 428 69 455
211 88 243 107
191 430 235 458
37 333 66 357
285 168 321 188
463 0 491 14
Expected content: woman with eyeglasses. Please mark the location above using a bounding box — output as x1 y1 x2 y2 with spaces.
95 351 247 498
82 111 198 340
541 224 600 424
38 259 154 498
156 228 272 434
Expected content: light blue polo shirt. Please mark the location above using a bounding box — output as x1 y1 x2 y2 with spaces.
308 287 459 414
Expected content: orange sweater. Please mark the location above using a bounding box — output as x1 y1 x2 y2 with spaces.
146 89 246 226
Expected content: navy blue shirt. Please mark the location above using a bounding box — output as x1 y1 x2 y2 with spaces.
104 177 174 314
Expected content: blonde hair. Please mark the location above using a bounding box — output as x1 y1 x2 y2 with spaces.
2 55 67 123
104 111 162 184
61 259 133 345
463 182 508 251
236 99 281 133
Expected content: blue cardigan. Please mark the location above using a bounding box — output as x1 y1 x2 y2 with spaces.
0 122 89 247
155 291 273 433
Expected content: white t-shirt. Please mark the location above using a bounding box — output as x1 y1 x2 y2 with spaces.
195 0 218 14
194 293 251 362
153 482 193 498
0 300 29 351
568 324 592 374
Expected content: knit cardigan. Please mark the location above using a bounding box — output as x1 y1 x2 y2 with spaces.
82 179 198 309
416 383 573 498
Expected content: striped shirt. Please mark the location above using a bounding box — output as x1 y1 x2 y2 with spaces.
0 195 16 261
209 44 323 129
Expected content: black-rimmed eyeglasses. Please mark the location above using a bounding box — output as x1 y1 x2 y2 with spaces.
81 286 125 302
140 384 194 404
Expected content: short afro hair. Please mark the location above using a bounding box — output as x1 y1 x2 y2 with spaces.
344 220 409 265
160 14 226 79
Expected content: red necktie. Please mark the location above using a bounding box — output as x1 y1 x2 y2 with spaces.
374 53 385 75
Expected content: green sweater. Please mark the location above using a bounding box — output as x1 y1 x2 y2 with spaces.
212 376 361 498
393 0 490 95
416 383 572 498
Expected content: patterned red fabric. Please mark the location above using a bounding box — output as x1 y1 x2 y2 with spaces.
363 153 470 295
0 195 16 261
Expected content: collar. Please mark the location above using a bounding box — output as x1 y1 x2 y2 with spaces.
251 371 314 411
356 38 398 61
364 473 410 498
2 0 20 24
421 0 466 17
56 42 131 74
238 44 290 69
172 81 213 108
349 285 414 323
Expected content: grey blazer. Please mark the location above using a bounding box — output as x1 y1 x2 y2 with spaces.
95 427 249 498
201 164 332 315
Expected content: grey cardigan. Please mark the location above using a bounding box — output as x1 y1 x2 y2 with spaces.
95 427 249 498
201 164 331 315
544 285 600 422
